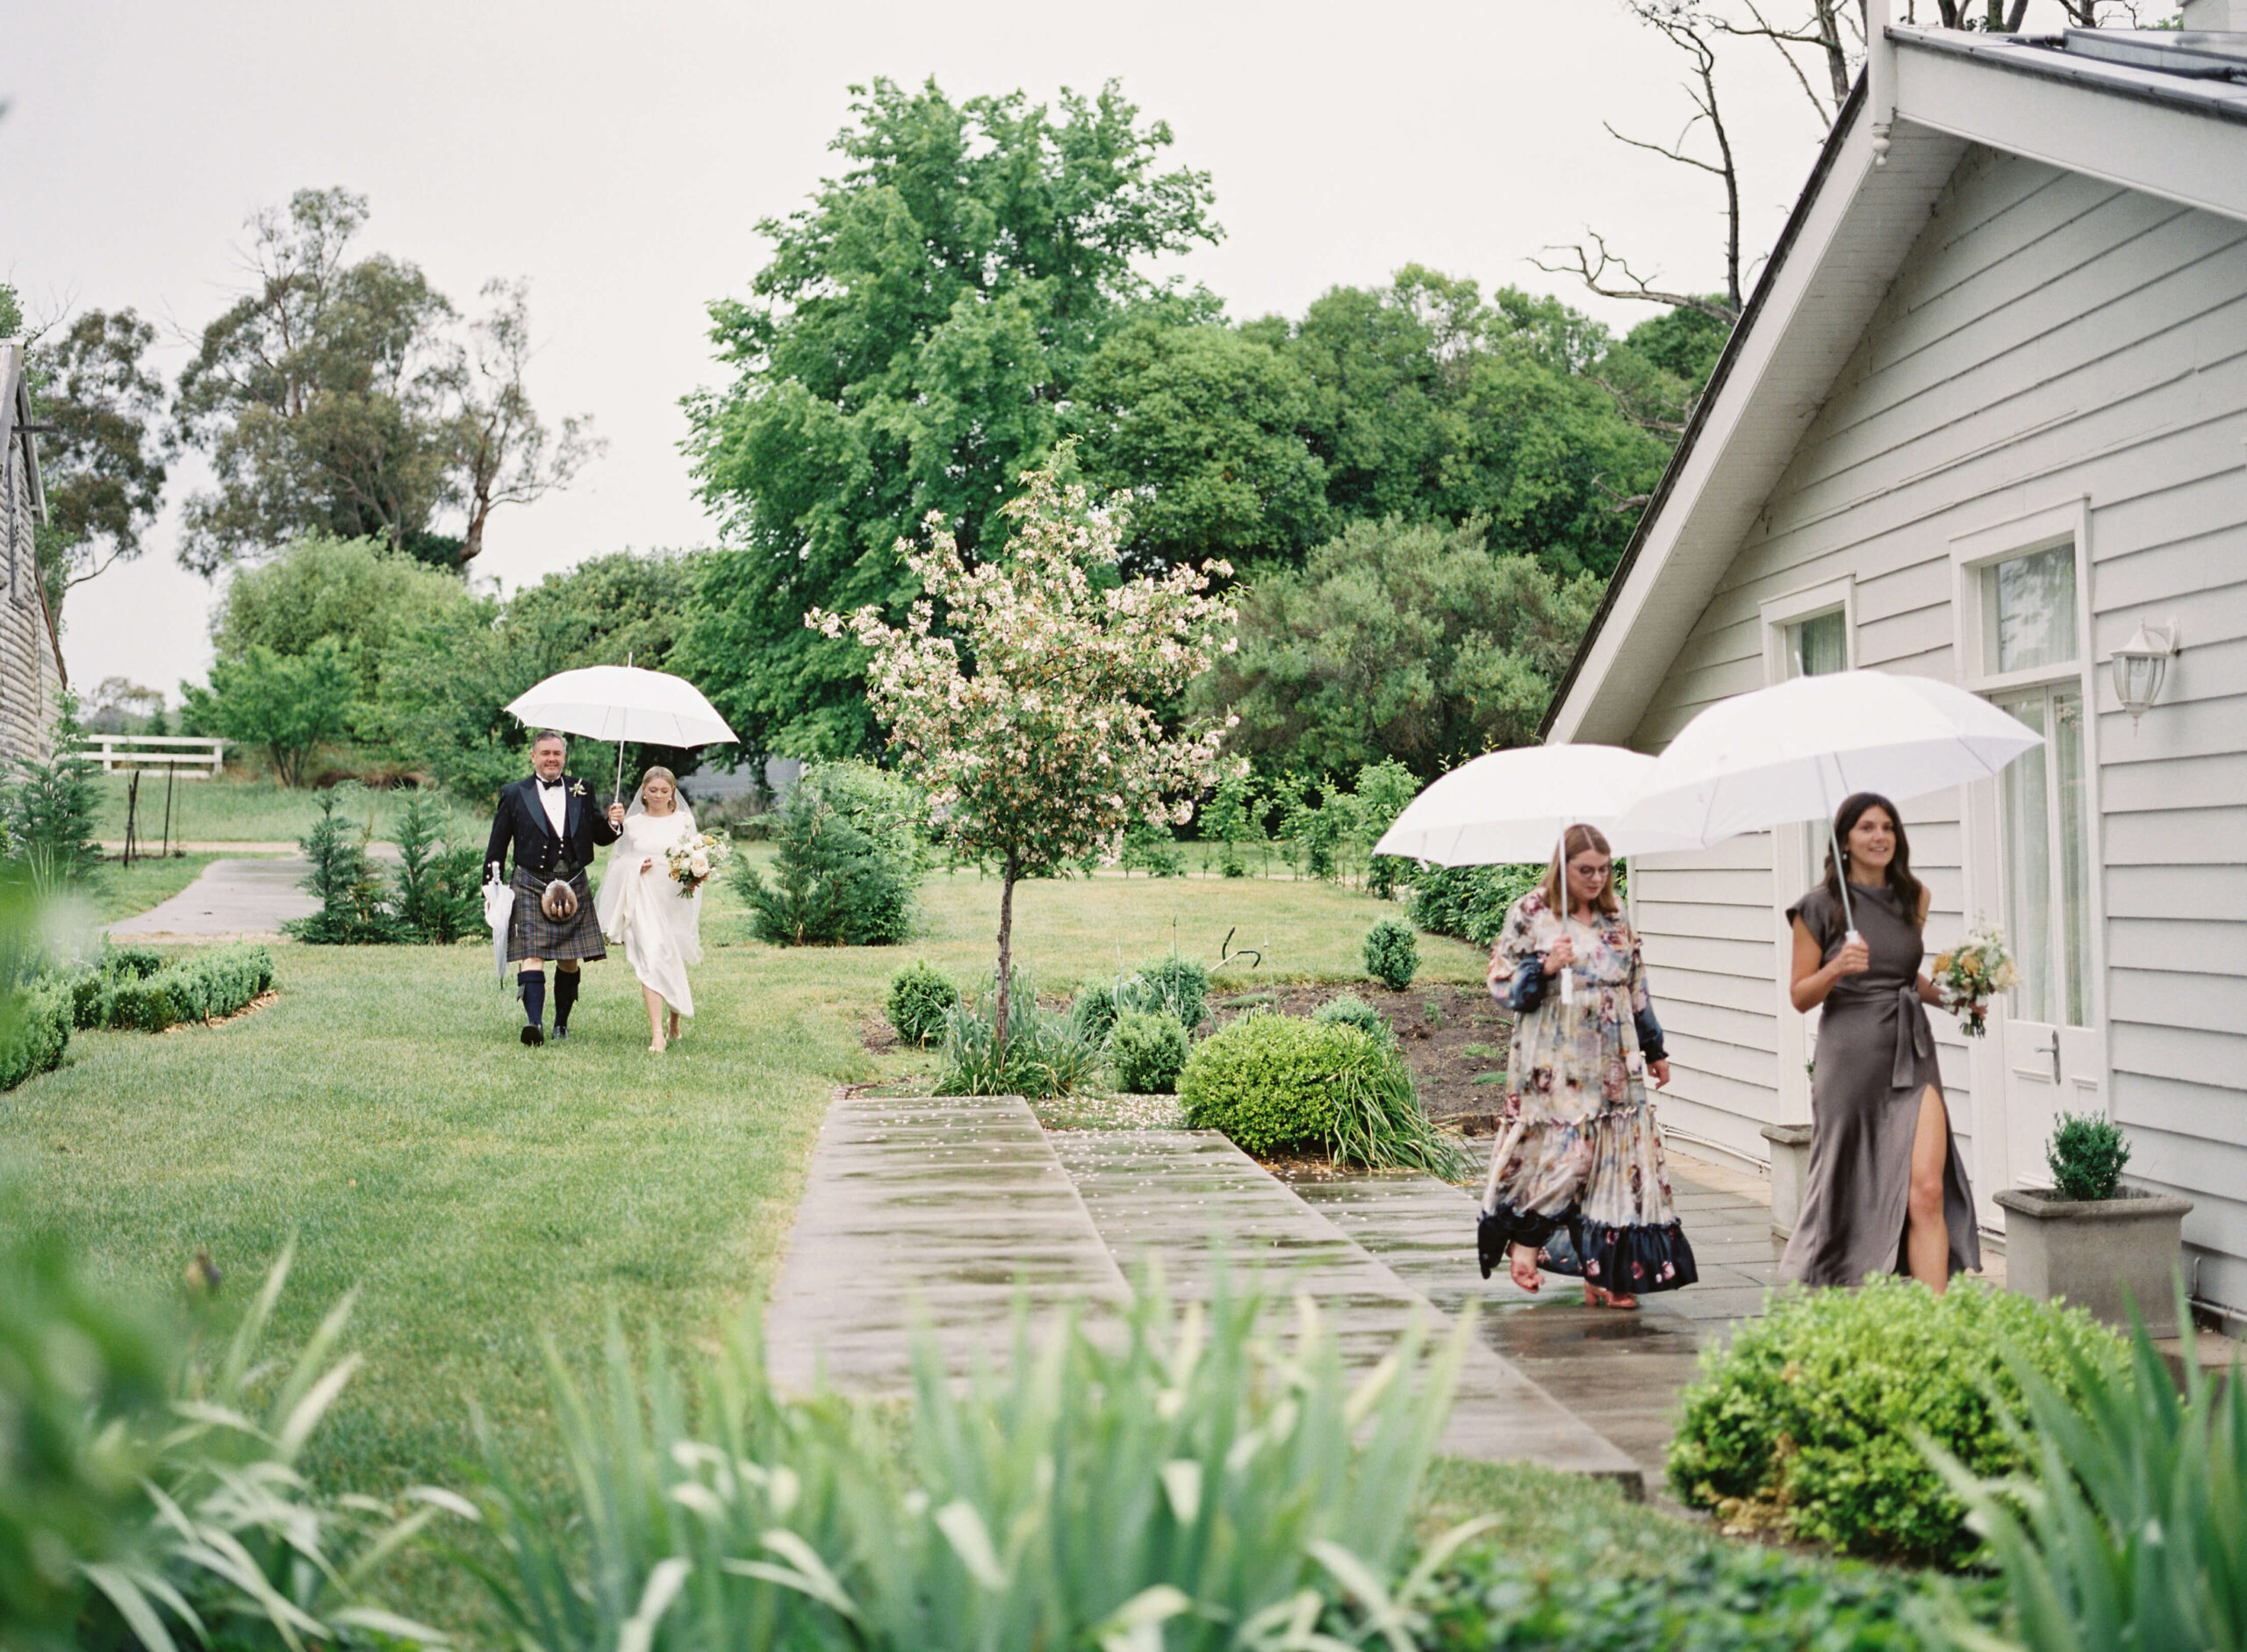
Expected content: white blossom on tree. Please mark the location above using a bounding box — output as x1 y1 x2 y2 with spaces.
810 461 1240 1050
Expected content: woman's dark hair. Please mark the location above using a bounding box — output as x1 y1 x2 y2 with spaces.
1821 792 1928 925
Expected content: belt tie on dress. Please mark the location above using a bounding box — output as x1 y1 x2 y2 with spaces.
1891 982 1932 1091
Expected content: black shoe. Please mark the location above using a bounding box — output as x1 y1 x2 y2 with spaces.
521 1025 544 1046
552 1024 570 1041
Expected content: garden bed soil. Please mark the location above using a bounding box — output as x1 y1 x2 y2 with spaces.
1206 980 1512 1133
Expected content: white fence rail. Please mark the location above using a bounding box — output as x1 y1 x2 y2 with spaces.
73 736 228 778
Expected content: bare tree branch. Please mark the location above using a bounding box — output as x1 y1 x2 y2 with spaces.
1529 233 1739 324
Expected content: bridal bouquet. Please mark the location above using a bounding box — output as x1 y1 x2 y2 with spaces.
1930 925 2019 1038
664 831 729 898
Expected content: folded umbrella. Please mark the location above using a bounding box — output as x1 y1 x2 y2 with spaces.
1619 670 2043 931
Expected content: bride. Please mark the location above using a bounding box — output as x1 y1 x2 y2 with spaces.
594 766 704 1052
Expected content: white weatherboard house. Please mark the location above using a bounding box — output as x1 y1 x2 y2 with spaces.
0 341 66 767
1545 11 2247 1329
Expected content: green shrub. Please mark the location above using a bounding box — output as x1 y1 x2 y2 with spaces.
1066 977 1122 1045
470 1276 1467 1652
1110 1009 1190 1094
1069 956 1210 1048
1409 862 1543 948
2046 1110 2130 1201
1363 916 1418 990
66 943 165 1030
1120 820 1185 876
1668 1275 2132 1565
4 697 104 894
285 786 400 944
737 777 916 946
390 790 483 943
1314 991 1395 1046
1930 1292 2245 1651
935 973 1104 1100
103 944 275 1033
0 980 72 1089
1411 1534 1989 1650
886 960 958 1045
1181 1011 1468 1176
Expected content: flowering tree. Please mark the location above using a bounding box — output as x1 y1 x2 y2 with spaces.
811 463 1240 1051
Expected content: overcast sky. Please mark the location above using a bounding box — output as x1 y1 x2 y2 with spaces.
3 0 2090 703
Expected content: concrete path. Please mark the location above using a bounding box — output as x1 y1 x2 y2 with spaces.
765 1094 1640 1488
108 858 319 938
1051 1129 1640 1482
765 1095 1131 1393
1291 1156 1782 1494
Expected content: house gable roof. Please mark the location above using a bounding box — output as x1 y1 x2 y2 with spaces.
1544 25 2247 748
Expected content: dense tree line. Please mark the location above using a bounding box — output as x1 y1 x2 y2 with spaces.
678 79 1726 764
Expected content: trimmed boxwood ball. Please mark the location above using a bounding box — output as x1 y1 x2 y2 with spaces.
1109 1008 1189 1094
1135 953 1210 1031
1668 1275 2133 1566
1363 916 1418 991
1180 1012 1365 1155
1313 991 1394 1046
885 960 958 1046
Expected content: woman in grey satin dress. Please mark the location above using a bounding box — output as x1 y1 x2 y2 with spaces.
1778 793 1980 1292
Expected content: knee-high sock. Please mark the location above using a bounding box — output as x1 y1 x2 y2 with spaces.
519 968 547 1029
554 968 579 1031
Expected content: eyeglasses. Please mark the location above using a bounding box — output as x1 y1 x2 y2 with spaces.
1571 863 1612 881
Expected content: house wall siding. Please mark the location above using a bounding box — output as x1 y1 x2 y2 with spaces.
1623 144 2247 1310
1 430 58 767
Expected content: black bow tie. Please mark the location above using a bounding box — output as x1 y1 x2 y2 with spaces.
538 777 565 790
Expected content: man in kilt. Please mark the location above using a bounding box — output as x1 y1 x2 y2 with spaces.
485 729 624 1045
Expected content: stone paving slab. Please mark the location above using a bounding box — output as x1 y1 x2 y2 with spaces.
1289 1153 1784 1493
764 1094 1129 1393
1049 1130 1643 1488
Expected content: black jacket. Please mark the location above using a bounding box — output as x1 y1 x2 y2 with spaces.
485 774 621 883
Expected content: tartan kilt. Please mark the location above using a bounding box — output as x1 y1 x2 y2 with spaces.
506 867 607 963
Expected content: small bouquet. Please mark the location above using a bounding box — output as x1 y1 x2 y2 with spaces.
1930 924 2019 1038
664 831 729 898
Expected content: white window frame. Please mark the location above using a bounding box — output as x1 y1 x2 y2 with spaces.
1760 577 1856 1125
1948 497 2111 1185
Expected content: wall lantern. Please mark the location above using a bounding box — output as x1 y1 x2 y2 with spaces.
2109 619 2180 727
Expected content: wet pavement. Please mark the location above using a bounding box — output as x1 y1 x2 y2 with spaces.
1291 1152 1784 1494
765 1092 1652 1490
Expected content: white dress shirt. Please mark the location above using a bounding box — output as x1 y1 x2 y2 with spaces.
538 778 568 840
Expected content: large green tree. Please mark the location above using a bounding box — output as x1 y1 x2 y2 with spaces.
1192 515 1602 779
210 534 480 700
173 189 596 575
25 308 169 621
678 78 1221 758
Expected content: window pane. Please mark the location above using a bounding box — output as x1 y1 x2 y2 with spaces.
1985 545 2078 673
1998 690 2055 1024
2053 688 2093 1027
1795 608 1848 677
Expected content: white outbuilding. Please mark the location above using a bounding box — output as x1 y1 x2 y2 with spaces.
1544 11 2247 1329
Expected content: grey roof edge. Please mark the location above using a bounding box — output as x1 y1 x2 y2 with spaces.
1537 75 1869 743
1898 25 2247 127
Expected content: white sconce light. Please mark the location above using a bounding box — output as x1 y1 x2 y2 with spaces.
2109 619 2180 727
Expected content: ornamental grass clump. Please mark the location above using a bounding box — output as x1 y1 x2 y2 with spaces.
1668 1275 2131 1567
467 1275 1468 1652
1928 1290 2245 1651
935 972 1104 1100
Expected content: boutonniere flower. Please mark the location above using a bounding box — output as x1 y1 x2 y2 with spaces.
571 780 588 797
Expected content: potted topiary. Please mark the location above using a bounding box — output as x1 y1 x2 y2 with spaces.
1993 1112 2193 1337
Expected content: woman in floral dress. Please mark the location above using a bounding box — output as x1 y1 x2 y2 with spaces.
1478 824 1699 1307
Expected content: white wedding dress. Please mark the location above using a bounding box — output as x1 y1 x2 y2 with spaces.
594 800 704 1019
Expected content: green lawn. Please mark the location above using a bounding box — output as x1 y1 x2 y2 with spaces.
6 863 1475 1494
92 773 479 845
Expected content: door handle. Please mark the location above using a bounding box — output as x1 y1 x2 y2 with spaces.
2035 1039 2059 1084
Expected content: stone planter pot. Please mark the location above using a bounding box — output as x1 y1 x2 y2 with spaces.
1761 1123 1814 1239
1993 1186 2194 1338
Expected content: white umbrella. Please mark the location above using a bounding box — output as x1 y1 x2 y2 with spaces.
506 664 739 804
1371 743 1704 866
1619 670 2043 930
1373 743 1704 1016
